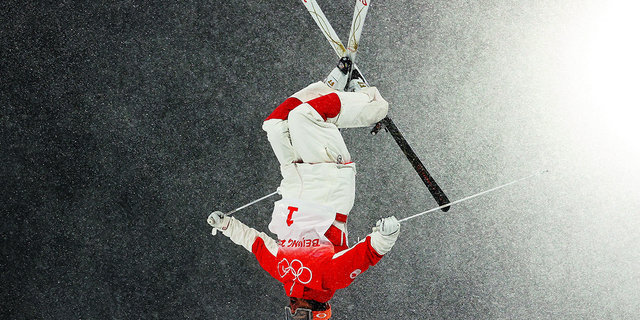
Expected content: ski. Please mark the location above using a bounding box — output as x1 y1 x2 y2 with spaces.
300 0 368 85
345 0 370 84
300 0 347 58
371 118 451 211
300 0 451 211
346 0 369 61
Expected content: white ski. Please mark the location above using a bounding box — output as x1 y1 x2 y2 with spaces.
346 0 370 62
300 0 370 84
300 0 347 58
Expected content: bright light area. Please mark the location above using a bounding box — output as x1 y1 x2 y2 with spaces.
584 1 640 157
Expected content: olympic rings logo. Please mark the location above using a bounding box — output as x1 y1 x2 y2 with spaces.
278 258 313 284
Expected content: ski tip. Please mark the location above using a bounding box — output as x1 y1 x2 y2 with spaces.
440 204 451 212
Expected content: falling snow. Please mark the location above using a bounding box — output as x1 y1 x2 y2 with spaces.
3 0 639 318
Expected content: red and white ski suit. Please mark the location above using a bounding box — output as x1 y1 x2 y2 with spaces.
218 81 393 302
262 81 388 251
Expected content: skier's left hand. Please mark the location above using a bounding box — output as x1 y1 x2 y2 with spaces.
207 211 230 235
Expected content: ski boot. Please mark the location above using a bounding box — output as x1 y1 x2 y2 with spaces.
346 67 369 92
324 56 352 91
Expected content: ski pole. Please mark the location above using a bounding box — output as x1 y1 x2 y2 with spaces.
398 170 548 223
226 190 279 216
211 190 279 236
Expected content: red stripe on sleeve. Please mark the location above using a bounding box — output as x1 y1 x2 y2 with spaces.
265 97 303 121
306 93 341 121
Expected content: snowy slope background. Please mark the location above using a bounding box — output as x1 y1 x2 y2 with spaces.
3 0 639 318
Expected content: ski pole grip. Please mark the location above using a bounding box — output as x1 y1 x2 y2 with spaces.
370 120 386 135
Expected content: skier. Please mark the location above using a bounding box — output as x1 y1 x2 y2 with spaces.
208 59 400 319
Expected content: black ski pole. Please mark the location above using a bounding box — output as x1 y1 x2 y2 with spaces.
372 116 451 212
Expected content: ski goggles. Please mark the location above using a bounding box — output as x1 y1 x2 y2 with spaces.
284 306 331 319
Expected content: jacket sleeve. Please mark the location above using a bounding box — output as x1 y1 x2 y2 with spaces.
321 236 384 290
221 217 279 256
220 217 282 281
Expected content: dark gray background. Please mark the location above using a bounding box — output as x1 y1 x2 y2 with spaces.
2 0 639 319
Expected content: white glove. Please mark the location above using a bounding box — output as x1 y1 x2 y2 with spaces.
370 216 400 255
207 211 230 235
373 216 400 236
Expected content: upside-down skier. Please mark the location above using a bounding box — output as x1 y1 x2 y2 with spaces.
208 58 400 319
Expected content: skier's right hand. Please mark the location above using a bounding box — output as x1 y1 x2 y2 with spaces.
370 216 400 255
373 216 400 236
207 211 230 235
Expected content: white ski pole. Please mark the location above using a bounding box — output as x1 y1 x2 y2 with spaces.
398 170 548 223
211 190 279 236
226 190 279 216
